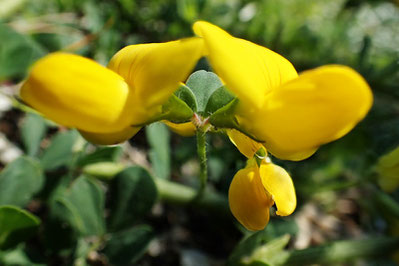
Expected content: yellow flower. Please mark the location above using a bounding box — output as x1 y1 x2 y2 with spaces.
377 146 399 193
227 129 264 159
20 38 203 144
193 21 372 230
163 120 196 137
228 129 295 231
229 159 296 231
193 21 373 161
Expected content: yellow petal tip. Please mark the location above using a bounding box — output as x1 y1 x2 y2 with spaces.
192 21 209 37
259 162 297 216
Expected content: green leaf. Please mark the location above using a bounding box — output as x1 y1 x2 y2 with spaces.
77 146 123 167
243 234 291 266
42 213 76 254
43 176 77 253
0 23 46 81
146 123 171 179
40 130 79 170
145 94 194 125
209 98 262 141
0 157 44 207
161 94 194 123
204 86 235 116
0 206 40 249
108 167 158 231
285 237 399 265
0 246 46 266
209 98 240 129
104 225 155 265
175 83 198 112
74 238 93 266
83 162 125 180
20 113 47 157
186 70 223 113
228 220 297 266
159 94 194 123
52 176 105 236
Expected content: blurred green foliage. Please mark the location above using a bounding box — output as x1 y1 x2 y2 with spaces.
0 0 398 265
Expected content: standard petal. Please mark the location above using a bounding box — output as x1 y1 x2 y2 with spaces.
79 126 141 145
228 166 273 231
163 121 196 137
108 37 203 124
227 129 264 158
259 162 296 216
193 21 298 109
20 53 133 133
236 65 373 161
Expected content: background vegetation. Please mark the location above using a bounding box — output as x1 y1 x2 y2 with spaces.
0 0 398 265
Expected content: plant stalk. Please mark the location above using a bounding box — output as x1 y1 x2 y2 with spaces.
154 177 229 216
196 129 208 199
285 237 399 265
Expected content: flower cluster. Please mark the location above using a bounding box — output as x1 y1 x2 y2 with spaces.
20 21 373 231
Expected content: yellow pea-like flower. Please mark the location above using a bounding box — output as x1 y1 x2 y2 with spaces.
236 65 373 160
79 127 141 146
258 162 296 217
193 21 298 110
163 121 196 137
21 37 203 144
227 129 264 159
20 53 133 134
193 21 373 161
193 21 372 230
229 160 295 231
108 38 203 126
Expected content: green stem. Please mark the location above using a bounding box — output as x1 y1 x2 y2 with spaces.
154 177 229 215
285 237 399 265
196 129 208 198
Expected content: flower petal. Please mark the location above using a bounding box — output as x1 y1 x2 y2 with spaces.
163 121 196 137
236 65 373 161
20 53 133 133
108 37 203 124
193 21 298 109
227 129 264 158
79 126 141 145
259 162 296 216
228 165 273 231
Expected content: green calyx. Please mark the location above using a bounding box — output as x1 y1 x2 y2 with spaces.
174 70 240 130
150 70 259 144
145 94 194 125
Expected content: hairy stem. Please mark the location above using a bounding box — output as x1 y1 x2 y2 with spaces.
196 129 208 199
